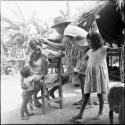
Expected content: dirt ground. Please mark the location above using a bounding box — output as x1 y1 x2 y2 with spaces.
1 73 121 124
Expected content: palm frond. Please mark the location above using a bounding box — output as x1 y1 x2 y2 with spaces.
66 1 70 18
1 41 8 53
1 17 20 30
2 26 20 32
73 1 108 32
59 9 66 18
30 19 41 34
2 17 18 27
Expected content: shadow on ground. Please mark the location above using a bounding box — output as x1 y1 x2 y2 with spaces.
1 75 120 124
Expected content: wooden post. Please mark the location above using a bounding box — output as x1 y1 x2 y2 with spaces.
58 57 63 108
41 81 46 114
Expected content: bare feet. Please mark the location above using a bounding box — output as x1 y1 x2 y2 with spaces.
27 113 34 116
21 116 30 120
71 114 82 121
93 113 103 120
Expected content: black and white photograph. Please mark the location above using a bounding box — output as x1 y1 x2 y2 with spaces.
1 0 125 124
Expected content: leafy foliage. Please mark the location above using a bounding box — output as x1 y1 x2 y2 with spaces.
72 1 108 32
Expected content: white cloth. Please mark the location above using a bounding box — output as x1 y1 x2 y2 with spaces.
84 46 109 94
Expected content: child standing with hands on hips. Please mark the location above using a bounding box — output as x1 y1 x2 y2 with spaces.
71 31 109 121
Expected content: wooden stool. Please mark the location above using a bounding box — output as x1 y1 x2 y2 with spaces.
41 57 63 114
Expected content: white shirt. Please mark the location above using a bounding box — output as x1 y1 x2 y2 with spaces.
64 25 88 46
64 25 88 38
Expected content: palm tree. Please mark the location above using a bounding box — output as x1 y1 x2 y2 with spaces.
1 2 55 73
59 1 71 20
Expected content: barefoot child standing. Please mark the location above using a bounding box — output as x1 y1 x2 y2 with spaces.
20 65 39 120
71 31 109 121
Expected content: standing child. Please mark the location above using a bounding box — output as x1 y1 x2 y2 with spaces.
71 31 109 121
20 65 37 120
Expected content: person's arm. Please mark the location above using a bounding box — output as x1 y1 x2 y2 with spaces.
48 38 61 43
40 38 64 50
21 76 28 90
106 47 121 52
48 50 65 60
41 36 71 51
101 46 121 56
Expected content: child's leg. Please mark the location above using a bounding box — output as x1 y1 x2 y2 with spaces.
48 74 69 99
20 100 25 118
78 74 85 102
93 93 104 120
97 93 104 115
72 74 84 105
25 91 34 116
73 74 93 107
71 93 90 120
33 82 42 107
21 92 30 120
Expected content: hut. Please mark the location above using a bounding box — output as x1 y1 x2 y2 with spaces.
73 0 125 83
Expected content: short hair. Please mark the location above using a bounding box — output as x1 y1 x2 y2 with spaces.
20 65 31 78
29 37 42 50
86 32 103 50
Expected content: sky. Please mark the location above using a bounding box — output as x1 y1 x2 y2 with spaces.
1 1 98 24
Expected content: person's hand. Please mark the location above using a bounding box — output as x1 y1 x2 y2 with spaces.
48 54 55 60
40 38 48 45
21 83 28 90
33 75 41 81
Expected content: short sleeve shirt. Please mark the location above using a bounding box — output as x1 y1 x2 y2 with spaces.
64 25 88 46
64 25 88 39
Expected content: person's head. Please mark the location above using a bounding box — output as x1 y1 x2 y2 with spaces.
29 37 42 50
20 65 32 78
51 16 71 34
86 32 103 50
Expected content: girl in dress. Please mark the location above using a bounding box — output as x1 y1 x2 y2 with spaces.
71 31 109 121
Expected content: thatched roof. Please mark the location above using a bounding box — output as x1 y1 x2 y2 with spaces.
73 1 108 32
73 0 124 32
74 0 124 45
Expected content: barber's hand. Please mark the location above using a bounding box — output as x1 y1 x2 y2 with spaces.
40 38 48 45
33 75 41 81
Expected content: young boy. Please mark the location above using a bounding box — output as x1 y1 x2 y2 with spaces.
20 65 38 120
